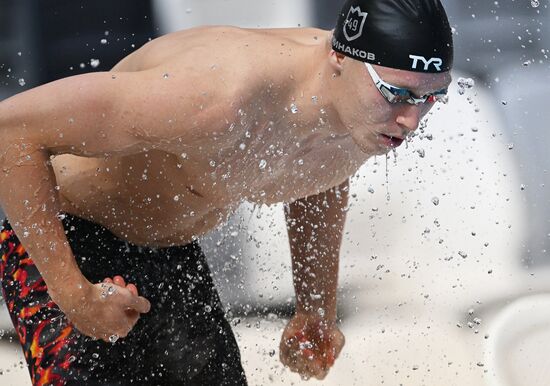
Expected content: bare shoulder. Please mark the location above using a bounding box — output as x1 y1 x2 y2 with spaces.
115 25 328 73
114 26 255 72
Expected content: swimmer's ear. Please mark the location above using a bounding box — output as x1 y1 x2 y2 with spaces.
329 51 346 75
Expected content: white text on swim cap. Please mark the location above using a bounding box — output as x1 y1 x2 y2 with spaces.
332 36 375 61
409 55 443 71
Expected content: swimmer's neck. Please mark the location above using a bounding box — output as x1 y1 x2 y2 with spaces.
279 32 346 137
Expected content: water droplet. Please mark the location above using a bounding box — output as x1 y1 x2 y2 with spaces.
417 149 426 158
311 96 318 104
100 38 108 44
173 195 180 202
180 152 188 159
239 143 246 150
210 160 216 167
90 59 100 68
531 0 539 8
18 78 26 87
163 73 169 79
205 305 212 313
523 60 531 66
520 184 526 191
258 159 267 170
268 349 276 357
458 251 468 258
297 159 304 166
431 197 440 206
438 94 450 104
185 7 192 13
501 100 508 106
508 143 514 150
457 77 475 95
290 103 299 114
108 334 119 343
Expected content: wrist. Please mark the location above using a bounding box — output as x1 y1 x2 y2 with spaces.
47 274 91 310
296 306 337 324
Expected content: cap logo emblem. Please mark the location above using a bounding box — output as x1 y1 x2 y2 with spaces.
343 6 368 42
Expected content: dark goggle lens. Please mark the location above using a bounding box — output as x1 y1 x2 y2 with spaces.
381 85 415 104
381 84 448 105
380 86 398 103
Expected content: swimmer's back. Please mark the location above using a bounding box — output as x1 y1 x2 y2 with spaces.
112 25 328 72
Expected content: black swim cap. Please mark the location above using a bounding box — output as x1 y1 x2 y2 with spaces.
332 0 453 73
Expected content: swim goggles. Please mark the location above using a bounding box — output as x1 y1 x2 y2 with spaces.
365 62 447 105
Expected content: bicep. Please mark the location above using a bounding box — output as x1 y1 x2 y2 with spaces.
0 70 164 157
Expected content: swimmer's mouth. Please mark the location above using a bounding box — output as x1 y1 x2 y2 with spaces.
378 133 404 148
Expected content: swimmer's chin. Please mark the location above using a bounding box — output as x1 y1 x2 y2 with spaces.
351 138 395 157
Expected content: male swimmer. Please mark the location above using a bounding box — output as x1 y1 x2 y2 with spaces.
0 0 452 384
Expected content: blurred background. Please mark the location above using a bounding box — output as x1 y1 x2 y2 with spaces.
1 0 550 385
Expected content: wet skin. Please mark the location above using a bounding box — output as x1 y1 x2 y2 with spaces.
0 26 451 380
46 27 450 248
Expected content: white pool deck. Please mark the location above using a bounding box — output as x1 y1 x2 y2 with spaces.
1 77 549 386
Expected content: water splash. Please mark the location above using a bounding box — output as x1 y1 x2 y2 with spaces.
384 154 391 201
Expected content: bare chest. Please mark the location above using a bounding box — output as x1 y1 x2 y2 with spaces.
51 118 363 246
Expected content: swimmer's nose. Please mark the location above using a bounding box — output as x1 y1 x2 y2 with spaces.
395 104 423 135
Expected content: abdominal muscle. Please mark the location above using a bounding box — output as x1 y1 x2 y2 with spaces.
52 151 236 248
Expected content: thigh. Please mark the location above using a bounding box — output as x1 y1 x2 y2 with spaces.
136 244 247 385
0 220 139 385
1 221 81 385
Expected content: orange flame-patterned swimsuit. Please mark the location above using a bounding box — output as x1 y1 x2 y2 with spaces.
0 214 246 386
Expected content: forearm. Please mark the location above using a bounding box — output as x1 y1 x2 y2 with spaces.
285 179 349 322
0 138 86 302
289 229 340 321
